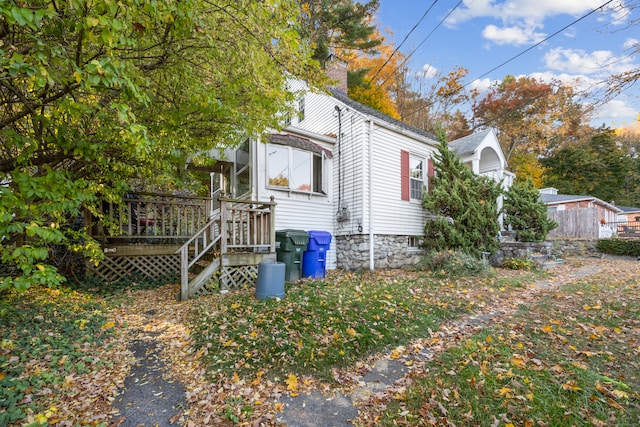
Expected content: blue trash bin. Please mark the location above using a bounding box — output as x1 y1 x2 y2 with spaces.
302 230 332 279
255 261 286 300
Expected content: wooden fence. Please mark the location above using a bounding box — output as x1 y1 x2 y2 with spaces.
547 208 598 239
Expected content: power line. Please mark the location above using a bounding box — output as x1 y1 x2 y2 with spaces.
403 0 617 119
379 0 465 88
465 0 616 87
368 0 440 84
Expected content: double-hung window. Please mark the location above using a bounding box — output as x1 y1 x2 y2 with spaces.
267 144 327 194
409 156 424 200
401 150 433 201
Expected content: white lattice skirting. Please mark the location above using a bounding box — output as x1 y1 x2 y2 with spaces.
88 254 180 282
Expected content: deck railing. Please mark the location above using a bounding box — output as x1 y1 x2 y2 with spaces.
96 192 212 241
178 196 276 300
220 196 277 252
612 220 640 236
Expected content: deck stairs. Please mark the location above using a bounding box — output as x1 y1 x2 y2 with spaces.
177 197 276 300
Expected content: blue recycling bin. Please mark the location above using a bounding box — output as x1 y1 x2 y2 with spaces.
302 230 332 279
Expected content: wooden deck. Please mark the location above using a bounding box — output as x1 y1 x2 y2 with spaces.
88 193 277 299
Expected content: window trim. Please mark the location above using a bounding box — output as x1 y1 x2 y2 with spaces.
409 155 425 200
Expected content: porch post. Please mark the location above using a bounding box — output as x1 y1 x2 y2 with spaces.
269 196 276 254
180 247 189 301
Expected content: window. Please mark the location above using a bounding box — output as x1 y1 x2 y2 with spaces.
409 156 424 200
298 97 305 122
401 150 430 201
235 139 251 197
407 236 424 251
267 144 326 193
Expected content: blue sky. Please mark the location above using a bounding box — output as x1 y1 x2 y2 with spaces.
376 0 639 128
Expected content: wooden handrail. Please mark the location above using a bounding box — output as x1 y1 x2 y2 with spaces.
177 196 276 300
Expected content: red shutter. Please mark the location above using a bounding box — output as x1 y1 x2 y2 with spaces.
401 150 410 201
427 158 434 194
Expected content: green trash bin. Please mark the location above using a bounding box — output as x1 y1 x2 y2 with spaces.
275 229 309 282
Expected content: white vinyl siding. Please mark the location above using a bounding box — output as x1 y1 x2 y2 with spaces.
255 131 336 269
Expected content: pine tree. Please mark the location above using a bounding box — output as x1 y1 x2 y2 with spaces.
502 179 557 242
423 134 502 257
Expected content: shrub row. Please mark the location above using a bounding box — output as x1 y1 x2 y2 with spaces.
597 238 640 257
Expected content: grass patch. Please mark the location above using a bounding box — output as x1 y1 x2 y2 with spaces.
375 274 640 426
0 287 114 426
190 269 536 382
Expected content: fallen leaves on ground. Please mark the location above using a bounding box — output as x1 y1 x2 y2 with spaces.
3 257 639 426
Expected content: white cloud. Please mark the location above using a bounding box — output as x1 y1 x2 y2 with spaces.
447 0 627 26
468 77 496 95
624 38 639 51
482 24 546 46
592 99 638 126
543 47 636 75
421 64 439 79
445 0 630 45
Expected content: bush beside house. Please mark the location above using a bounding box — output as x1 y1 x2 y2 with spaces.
422 137 502 258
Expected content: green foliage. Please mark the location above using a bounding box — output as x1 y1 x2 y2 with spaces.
0 287 113 425
0 0 321 291
418 250 490 277
501 256 537 270
502 178 557 242
597 238 640 257
543 129 640 206
422 136 503 257
299 0 381 61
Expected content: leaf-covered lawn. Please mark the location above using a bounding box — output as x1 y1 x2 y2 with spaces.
0 287 129 426
2 258 638 426
367 266 640 426
190 270 494 381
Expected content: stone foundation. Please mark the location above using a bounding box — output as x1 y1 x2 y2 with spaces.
335 234 423 271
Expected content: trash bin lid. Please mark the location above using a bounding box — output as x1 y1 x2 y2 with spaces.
276 229 309 245
308 230 332 245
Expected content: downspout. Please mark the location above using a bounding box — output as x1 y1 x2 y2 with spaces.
368 119 374 271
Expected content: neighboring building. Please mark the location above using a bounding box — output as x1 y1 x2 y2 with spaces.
617 205 640 223
539 188 622 238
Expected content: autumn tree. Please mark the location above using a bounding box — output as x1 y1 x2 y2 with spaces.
298 0 381 63
607 1 640 99
615 118 640 157
0 0 320 291
472 75 592 179
339 27 402 118
502 178 557 242
394 66 473 140
542 129 640 206
423 132 502 257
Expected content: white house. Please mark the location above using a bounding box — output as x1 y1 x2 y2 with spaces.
91 69 515 295
209 69 512 272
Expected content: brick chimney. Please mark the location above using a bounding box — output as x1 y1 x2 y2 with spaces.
325 54 348 93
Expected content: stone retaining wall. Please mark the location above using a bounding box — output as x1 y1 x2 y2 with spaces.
548 238 600 257
335 234 423 271
336 234 602 271
494 238 601 266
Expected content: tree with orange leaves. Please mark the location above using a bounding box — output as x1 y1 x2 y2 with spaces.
472 75 592 181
